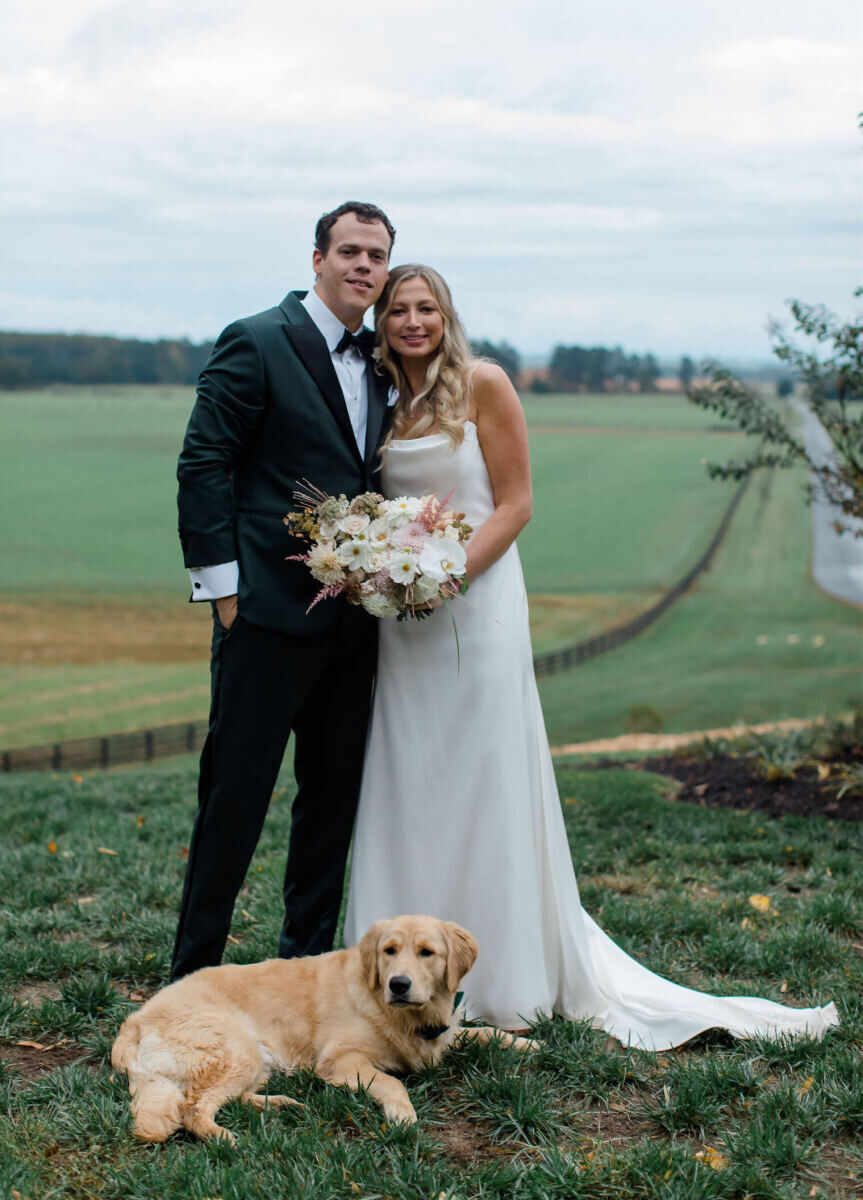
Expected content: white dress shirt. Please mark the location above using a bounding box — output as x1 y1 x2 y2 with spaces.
188 287 372 601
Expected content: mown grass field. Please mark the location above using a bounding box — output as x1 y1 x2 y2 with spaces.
1 759 860 1199
0 386 859 750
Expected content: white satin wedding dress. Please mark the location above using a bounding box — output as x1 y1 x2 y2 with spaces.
344 421 838 1050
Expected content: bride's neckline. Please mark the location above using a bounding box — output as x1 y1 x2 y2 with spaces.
391 419 477 446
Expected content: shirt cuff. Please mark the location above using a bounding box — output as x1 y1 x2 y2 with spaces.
188 562 239 601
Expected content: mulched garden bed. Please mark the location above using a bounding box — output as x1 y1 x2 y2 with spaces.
588 755 863 821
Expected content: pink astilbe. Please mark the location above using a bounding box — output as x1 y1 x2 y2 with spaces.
306 581 347 613
417 489 454 532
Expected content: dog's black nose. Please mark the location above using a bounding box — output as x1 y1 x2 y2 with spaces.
389 975 412 995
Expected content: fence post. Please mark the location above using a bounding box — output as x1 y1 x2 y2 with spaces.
100 738 109 768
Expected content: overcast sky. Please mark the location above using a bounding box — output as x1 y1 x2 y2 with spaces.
2 0 860 361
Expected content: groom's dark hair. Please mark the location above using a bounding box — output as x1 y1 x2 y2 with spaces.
315 202 396 257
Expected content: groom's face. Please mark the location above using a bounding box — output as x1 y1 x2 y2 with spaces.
313 213 391 328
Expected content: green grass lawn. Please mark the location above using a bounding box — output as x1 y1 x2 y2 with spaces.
0 759 859 1199
537 467 863 746
0 386 191 593
522 390 744 432
0 386 859 750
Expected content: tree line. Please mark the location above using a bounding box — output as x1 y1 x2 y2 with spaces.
540 345 695 393
2 331 522 390
0 329 697 394
0 332 213 388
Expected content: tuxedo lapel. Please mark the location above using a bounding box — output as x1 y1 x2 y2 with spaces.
364 363 392 466
280 292 364 469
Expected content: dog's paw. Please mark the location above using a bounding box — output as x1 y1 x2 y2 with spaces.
211 1125 238 1145
384 1098 418 1126
513 1036 540 1053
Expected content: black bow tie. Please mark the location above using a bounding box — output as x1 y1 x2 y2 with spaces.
335 327 376 357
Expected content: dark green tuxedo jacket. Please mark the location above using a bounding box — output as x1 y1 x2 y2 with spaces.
177 291 392 635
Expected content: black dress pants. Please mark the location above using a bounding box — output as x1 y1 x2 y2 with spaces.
170 608 377 980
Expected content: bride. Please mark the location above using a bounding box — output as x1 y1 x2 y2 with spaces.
343 264 838 1050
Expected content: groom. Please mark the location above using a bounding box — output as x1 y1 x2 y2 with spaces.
171 201 396 981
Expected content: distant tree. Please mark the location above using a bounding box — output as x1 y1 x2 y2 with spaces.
607 345 630 390
687 290 863 536
776 377 794 398
679 356 695 390
470 339 520 384
0 332 213 389
637 354 660 393
586 347 610 393
529 377 551 394
549 344 586 391
549 343 664 393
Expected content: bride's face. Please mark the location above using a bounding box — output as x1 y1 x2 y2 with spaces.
385 278 445 363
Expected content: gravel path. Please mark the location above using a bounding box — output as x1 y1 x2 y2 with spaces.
549 716 820 757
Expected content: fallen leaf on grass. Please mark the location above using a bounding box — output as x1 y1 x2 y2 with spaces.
741 917 750 929
97 847 118 856
816 764 831 781
780 981 788 992
77 896 96 906
179 846 189 859
799 1075 814 1096
226 934 240 945
749 894 771 913
694 1146 729 1170
136 816 145 827
129 992 145 1002
71 774 83 783
16 1040 46 1050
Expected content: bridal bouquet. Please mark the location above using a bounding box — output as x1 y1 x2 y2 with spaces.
284 484 472 619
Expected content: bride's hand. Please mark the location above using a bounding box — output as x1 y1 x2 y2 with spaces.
409 578 461 613
408 596 443 613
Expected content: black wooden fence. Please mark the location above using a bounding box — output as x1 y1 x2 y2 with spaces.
1 478 749 774
1 720 208 775
532 476 750 677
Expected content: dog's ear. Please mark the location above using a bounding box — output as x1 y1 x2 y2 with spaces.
359 923 380 991
445 923 478 992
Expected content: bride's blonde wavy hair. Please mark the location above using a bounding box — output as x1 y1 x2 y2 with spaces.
374 264 476 448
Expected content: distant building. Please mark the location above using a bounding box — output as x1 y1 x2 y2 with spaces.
517 367 551 390
655 376 710 393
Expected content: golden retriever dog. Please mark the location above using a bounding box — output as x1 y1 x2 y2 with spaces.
111 915 535 1142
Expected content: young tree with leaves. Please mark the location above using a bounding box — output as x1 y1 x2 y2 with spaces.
687 290 863 536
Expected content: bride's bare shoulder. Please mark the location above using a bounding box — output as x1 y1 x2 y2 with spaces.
470 360 509 390
467 361 518 423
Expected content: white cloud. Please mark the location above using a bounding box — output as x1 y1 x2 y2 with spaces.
1 0 860 358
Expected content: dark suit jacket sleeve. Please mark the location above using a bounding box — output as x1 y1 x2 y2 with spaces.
177 319 267 569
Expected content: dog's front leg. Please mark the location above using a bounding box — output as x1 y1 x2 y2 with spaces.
455 1026 539 1053
317 1051 417 1126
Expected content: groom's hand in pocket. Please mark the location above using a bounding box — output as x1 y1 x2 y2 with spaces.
215 593 238 630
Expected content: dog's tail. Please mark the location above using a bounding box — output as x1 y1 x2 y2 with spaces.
112 1014 185 1142
111 1012 142 1072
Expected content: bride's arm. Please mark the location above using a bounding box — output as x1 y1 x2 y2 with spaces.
465 362 533 581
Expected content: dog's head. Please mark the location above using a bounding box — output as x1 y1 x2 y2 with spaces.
359 915 478 1009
